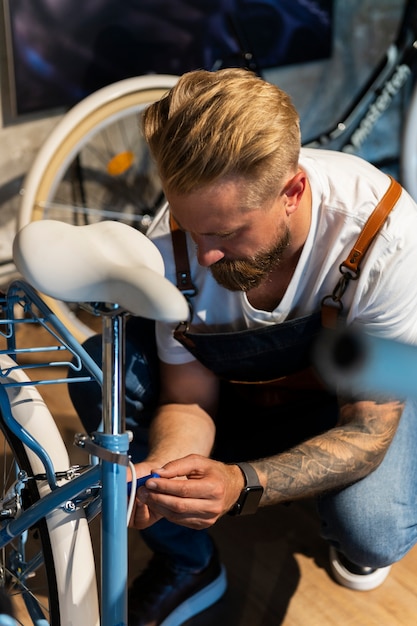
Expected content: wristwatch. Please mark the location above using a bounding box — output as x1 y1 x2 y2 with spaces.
228 461 264 516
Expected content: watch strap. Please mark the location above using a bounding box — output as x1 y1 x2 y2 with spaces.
235 462 261 488
228 462 263 516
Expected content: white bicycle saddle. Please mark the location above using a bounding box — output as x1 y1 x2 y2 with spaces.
13 219 189 323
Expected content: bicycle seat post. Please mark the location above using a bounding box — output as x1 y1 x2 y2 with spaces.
95 308 130 626
102 311 126 436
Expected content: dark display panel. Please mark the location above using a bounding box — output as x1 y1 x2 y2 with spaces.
5 0 333 116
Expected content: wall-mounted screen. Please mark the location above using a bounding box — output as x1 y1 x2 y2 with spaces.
4 0 333 117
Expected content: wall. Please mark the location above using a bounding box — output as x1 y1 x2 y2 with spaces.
0 0 405 285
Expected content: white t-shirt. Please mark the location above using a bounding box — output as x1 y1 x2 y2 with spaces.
148 149 417 365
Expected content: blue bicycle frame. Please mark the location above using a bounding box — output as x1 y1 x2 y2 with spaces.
0 281 132 626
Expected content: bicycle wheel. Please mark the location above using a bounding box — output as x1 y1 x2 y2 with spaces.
18 75 179 344
0 355 99 625
401 79 417 203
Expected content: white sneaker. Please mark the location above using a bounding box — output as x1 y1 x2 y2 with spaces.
329 546 391 591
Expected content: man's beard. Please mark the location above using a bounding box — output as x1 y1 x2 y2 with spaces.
210 227 291 292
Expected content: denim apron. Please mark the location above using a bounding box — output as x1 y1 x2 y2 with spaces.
173 310 339 462
173 310 323 383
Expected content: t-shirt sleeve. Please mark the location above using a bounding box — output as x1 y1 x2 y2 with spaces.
155 320 197 365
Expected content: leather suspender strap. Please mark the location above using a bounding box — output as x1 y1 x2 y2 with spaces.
321 175 402 328
341 175 402 273
169 213 197 297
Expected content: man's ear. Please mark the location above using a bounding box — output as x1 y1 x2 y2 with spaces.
283 171 307 215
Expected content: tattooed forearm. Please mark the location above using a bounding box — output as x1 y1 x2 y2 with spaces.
255 399 404 506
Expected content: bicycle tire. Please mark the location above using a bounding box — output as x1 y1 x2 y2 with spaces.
0 355 99 625
18 75 179 344
401 79 417 203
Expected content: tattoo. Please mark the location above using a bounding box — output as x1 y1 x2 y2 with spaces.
256 399 404 505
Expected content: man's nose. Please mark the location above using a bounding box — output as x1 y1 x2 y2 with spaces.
192 236 225 267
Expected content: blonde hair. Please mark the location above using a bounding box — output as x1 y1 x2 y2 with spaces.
142 68 301 205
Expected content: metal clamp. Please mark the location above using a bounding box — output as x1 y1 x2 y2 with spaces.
74 433 130 466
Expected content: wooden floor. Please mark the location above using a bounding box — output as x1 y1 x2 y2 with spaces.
5 324 417 625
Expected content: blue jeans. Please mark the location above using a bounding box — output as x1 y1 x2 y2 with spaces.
319 396 417 568
68 318 417 571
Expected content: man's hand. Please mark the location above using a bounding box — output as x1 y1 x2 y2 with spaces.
127 464 165 529
129 454 246 530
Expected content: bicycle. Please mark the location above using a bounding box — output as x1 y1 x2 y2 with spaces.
16 0 417 344
0 218 188 625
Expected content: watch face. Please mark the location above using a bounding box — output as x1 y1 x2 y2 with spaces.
240 485 264 515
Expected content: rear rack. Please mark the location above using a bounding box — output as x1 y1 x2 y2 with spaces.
0 280 102 389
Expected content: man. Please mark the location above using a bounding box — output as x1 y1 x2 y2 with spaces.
70 68 417 626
